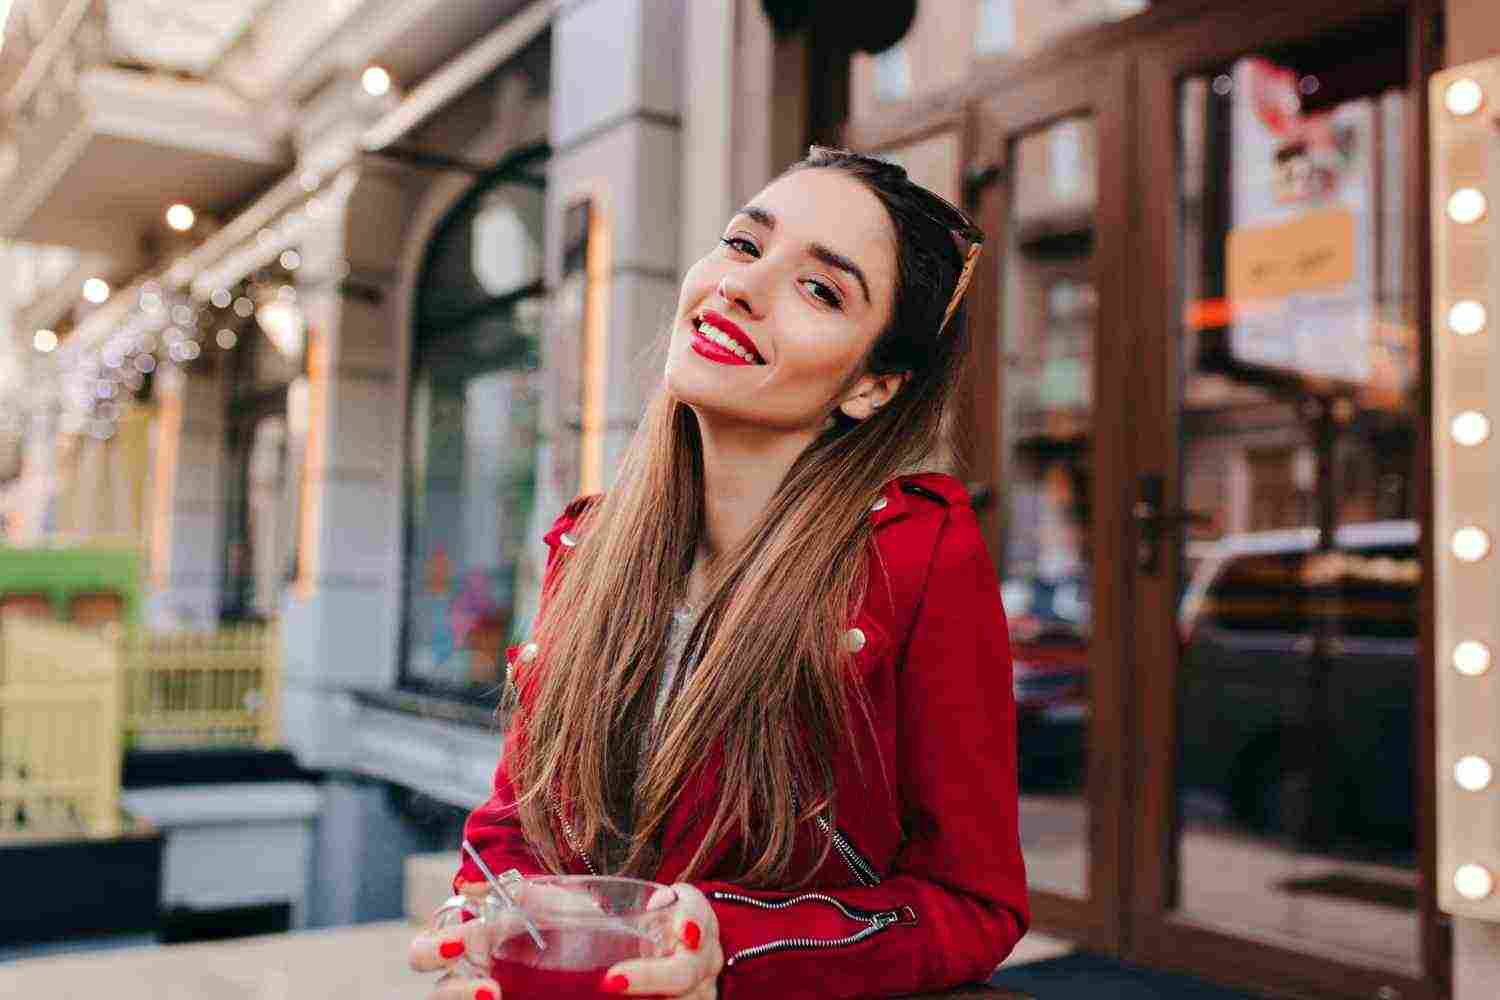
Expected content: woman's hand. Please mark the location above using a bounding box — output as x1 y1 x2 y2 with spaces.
600 883 724 998
409 883 507 1000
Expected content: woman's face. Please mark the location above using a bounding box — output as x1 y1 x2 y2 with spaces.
665 168 899 432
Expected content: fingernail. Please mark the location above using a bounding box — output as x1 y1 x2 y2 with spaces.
683 920 701 951
439 939 465 959
474 989 496 1000
601 973 629 993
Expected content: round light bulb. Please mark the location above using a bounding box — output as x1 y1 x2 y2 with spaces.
233 297 256 318
1453 411 1492 446
1453 526 1492 562
216 329 238 350
210 288 232 309
280 249 302 271
1456 755 1494 791
33 329 58 353
1455 864 1495 901
1455 641 1493 676
82 278 110 304
361 65 391 97
1446 78 1486 117
1450 300 1488 336
165 203 196 232
1448 188 1488 224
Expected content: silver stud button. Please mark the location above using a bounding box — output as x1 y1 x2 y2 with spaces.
843 628 866 653
519 642 539 663
870 497 888 512
560 531 578 548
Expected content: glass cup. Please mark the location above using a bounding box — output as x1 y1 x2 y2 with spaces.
432 874 679 998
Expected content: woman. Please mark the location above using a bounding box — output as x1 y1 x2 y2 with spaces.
411 147 1028 999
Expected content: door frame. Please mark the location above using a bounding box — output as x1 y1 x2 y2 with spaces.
960 52 1137 955
1127 1 1445 997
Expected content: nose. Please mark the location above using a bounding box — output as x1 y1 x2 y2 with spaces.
716 271 764 320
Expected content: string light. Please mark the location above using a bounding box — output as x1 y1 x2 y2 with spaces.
1449 300 1488 336
211 289 233 309
83 278 110 304
1456 864 1495 901
1448 188 1488 224
1452 410 1492 446
166 203 196 232
361 65 391 97
1456 756 1494 792
216 329 238 350
33 329 58 353
1452 527 1492 563
1455 641 1492 677
1446 78 1485 117
280 249 302 271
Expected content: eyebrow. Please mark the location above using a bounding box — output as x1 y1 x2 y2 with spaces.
735 204 871 304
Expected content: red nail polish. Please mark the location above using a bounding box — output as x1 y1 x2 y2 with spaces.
601 973 630 993
474 989 496 1000
683 920 702 951
439 940 465 959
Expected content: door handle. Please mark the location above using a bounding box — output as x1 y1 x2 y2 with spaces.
1134 473 1212 575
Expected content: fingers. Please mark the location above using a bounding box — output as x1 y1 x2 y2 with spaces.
602 942 723 996
430 971 503 1000
410 913 518 972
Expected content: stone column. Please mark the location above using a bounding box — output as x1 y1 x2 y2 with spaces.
276 150 410 768
544 0 687 494
144 363 227 630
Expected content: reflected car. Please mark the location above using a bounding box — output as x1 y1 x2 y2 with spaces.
1175 520 1419 853
1003 575 1090 790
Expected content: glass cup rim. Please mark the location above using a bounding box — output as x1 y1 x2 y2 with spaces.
518 874 679 917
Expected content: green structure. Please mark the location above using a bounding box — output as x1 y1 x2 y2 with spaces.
0 545 143 624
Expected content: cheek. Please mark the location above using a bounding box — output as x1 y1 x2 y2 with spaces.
675 256 720 315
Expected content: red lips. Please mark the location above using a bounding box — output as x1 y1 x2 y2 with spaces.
695 309 764 364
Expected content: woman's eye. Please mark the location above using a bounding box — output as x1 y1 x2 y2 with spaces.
802 279 842 309
719 236 758 256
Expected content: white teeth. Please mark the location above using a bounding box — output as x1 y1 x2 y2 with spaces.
696 320 758 363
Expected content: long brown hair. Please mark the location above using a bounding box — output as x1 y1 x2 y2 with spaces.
511 148 983 888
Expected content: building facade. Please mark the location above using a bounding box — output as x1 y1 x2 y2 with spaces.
3 0 1500 996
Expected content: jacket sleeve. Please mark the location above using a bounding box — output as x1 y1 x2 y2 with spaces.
696 502 1030 999
452 495 602 892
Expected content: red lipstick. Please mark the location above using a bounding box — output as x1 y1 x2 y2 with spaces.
693 309 764 364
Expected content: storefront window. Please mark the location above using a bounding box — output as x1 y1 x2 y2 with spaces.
851 1 1152 121
401 154 547 695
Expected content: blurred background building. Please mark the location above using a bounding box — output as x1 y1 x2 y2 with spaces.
0 1 1498 998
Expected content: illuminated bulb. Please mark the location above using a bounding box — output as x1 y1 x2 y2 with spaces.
133 354 156 374
1455 640 1493 676
210 288 232 309
1455 864 1495 901
1453 526 1492 562
361 65 391 97
216 329 238 350
33 329 58 353
1450 300 1488 336
165 203 195 232
1453 411 1491 446
1446 78 1485 117
233 297 256 318
280 249 302 271
83 278 110 304
1456 755 1494 791
1448 188 1487 224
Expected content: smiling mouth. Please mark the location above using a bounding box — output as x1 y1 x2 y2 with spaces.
691 312 765 365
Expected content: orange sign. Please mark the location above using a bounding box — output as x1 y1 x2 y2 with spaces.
1226 207 1357 302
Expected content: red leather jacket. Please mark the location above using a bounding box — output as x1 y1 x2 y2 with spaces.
456 472 1029 999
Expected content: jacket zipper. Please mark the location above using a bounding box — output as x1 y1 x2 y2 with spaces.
708 890 918 967
791 784 883 887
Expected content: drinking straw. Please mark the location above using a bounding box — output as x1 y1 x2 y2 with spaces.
463 839 548 952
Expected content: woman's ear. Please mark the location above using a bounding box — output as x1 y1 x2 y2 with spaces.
837 371 910 422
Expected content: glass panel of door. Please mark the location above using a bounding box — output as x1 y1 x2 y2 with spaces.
1170 31 1422 977
998 114 1100 902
